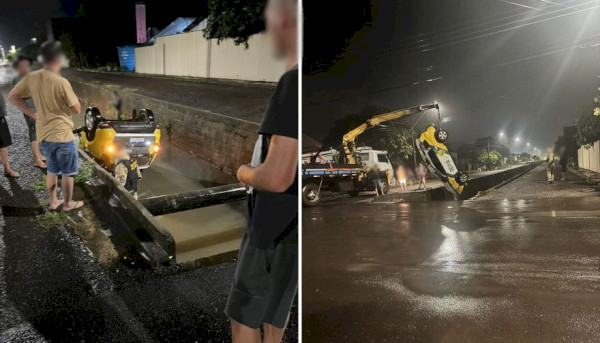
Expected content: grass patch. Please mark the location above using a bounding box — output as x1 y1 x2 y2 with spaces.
75 161 96 184
30 175 47 191
36 211 70 229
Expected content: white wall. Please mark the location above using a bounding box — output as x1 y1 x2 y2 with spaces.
578 140 600 173
134 32 285 82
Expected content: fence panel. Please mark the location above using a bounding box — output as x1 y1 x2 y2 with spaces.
578 140 600 173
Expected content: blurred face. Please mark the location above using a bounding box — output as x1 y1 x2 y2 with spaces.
265 0 295 58
15 60 31 76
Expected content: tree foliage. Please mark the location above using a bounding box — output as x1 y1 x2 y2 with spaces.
475 149 502 167
359 127 416 165
574 86 600 147
574 112 600 147
203 0 266 47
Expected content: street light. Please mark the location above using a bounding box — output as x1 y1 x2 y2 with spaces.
31 38 37 43
526 142 530 146
499 131 504 138
515 137 520 142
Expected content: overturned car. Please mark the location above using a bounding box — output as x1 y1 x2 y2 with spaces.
416 125 468 195
75 107 161 171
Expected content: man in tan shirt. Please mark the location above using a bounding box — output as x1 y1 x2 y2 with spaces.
9 41 83 211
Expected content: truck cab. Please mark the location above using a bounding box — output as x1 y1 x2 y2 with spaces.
356 147 393 181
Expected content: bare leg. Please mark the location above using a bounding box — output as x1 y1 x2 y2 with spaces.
230 319 260 343
46 174 62 210
263 323 286 343
62 176 83 211
31 141 46 168
0 148 18 177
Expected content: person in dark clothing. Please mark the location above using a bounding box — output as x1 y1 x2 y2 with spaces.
558 146 568 181
113 140 141 199
12 55 46 168
0 94 19 178
224 0 298 342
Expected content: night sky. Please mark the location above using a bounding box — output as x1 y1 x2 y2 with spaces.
304 0 600 152
0 0 207 48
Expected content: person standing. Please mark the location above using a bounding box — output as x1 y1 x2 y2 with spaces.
11 56 47 169
558 146 568 181
546 147 556 184
9 41 83 211
396 164 407 191
0 94 19 178
417 162 428 190
224 0 298 342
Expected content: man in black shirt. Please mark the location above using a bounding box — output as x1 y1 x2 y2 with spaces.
224 0 298 342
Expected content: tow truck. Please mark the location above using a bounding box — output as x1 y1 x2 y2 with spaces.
302 103 440 206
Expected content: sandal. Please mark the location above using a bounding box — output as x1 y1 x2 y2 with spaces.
63 200 84 212
4 171 20 178
48 200 64 212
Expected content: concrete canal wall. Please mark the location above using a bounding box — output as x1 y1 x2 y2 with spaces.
375 163 537 203
70 79 258 175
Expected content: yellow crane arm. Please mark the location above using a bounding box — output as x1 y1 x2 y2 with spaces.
341 103 439 164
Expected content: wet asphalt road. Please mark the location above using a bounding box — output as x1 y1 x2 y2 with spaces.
0 67 297 342
303 164 600 342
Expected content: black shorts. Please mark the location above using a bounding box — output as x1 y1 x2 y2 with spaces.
0 117 13 148
225 232 298 329
23 114 36 141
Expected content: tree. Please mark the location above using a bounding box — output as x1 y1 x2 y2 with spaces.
475 149 501 167
203 0 266 47
575 85 600 147
359 127 416 165
574 112 600 147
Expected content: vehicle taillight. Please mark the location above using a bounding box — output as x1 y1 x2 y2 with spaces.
150 143 160 154
99 123 112 129
105 143 115 154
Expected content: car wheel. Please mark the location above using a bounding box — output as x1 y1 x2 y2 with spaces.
457 171 469 185
382 180 390 195
302 183 321 206
85 108 102 141
435 129 449 143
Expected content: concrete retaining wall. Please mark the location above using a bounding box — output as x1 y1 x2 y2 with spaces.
135 32 285 82
79 150 175 266
374 164 537 203
70 80 258 175
578 140 600 173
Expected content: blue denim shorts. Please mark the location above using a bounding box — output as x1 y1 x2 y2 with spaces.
40 140 78 176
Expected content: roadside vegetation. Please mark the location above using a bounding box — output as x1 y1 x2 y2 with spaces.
36 211 70 229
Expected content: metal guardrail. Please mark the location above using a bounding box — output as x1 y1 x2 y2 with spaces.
140 184 247 216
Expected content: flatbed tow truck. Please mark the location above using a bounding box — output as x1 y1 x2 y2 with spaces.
302 103 440 206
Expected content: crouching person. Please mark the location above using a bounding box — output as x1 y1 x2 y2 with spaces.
113 141 141 199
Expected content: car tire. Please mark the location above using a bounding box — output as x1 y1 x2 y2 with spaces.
302 183 321 206
85 107 102 141
457 171 469 185
382 180 390 195
435 129 449 143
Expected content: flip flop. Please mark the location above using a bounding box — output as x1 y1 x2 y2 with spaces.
48 200 64 212
63 200 84 212
4 171 20 178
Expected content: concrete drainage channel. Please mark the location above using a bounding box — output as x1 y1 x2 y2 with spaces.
374 163 540 203
79 150 246 267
